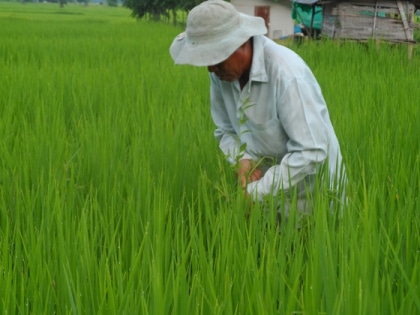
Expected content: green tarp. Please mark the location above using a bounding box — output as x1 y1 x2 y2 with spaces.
291 1 323 31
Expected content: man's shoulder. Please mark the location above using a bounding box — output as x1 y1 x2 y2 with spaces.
260 36 299 61
255 36 308 75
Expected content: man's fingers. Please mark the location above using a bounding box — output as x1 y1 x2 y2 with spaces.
240 174 247 188
237 160 263 188
249 169 263 182
239 168 263 189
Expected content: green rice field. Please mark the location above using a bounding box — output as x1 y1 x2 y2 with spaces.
0 2 419 314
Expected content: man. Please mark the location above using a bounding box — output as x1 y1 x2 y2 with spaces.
170 0 346 220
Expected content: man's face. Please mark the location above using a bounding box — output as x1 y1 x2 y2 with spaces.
207 41 252 82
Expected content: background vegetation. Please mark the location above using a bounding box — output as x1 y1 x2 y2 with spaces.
0 2 419 314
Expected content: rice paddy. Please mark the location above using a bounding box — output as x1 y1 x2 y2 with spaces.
0 2 419 314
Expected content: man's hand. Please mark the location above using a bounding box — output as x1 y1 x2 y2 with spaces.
236 159 262 218
237 159 263 190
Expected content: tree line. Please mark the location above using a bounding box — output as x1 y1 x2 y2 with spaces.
123 0 228 22
122 0 286 23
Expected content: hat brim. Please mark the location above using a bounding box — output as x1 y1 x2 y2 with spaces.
170 14 267 67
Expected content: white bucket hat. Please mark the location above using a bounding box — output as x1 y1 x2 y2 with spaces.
170 0 267 67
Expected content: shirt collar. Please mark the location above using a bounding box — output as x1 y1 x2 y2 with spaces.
249 35 268 84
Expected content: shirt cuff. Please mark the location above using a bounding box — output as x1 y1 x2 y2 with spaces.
239 152 255 161
246 180 263 202
227 152 255 165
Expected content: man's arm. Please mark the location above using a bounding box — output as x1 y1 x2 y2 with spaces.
247 76 330 201
209 74 255 164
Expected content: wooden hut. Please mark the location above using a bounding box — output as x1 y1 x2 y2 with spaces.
317 0 419 43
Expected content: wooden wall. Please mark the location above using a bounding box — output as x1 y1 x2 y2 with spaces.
320 1 417 42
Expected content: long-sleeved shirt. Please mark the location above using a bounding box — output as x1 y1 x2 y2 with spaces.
210 35 345 202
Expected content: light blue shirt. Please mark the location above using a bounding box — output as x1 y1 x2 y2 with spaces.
210 35 345 202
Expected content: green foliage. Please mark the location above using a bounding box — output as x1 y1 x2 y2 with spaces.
414 28 420 42
0 3 419 314
123 0 201 21
414 13 420 42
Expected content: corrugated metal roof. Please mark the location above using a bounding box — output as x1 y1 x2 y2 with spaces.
293 0 318 4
